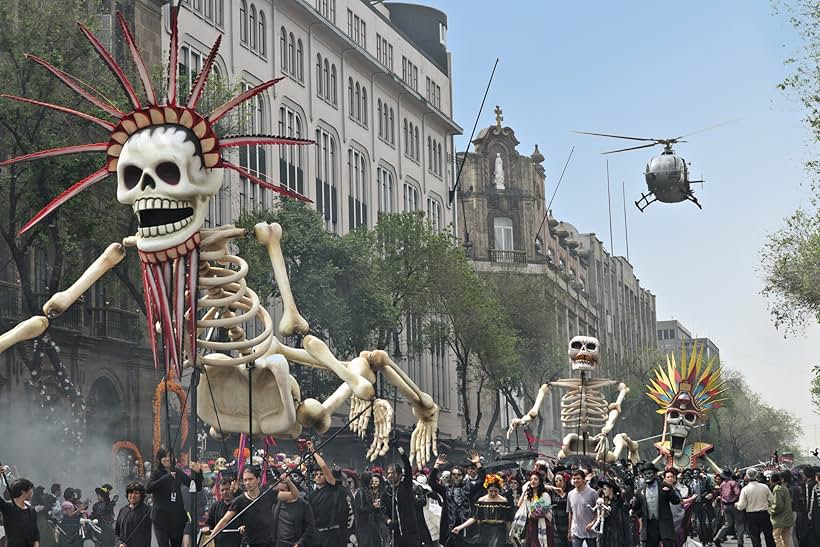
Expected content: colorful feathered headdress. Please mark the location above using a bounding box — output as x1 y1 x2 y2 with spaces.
0 2 311 235
646 341 726 416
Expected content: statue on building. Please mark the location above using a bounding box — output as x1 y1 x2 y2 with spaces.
494 152 505 189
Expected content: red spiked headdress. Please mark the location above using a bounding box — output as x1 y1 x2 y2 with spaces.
1 5 312 236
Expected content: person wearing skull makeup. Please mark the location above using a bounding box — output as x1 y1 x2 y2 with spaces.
634 463 681 547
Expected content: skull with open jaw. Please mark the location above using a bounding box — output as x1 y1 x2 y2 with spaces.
568 335 599 372
116 125 222 254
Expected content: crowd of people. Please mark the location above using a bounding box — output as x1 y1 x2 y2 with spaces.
4 445 820 547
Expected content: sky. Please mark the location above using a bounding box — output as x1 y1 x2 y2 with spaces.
430 0 820 451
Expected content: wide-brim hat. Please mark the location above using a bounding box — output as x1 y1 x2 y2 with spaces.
598 478 621 493
720 469 734 480
640 462 660 474
95 484 113 497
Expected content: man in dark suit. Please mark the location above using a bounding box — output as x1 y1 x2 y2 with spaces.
635 462 681 547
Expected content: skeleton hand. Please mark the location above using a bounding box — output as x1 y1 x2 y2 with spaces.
506 414 533 438
366 399 392 461
349 395 372 439
409 395 439 468
594 434 609 458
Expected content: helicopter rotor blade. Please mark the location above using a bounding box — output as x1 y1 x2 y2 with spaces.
572 130 658 142
601 142 659 155
674 119 738 140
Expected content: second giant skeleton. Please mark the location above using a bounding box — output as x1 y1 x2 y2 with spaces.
507 336 638 462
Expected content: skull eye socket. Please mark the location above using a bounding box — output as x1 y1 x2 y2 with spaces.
586 342 597 351
683 412 698 423
155 162 181 185
668 411 680 420
570 341 582 350
123 165 143 189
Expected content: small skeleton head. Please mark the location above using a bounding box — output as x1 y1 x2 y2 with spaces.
568 335 599 371
116 126 222 253
665 389 701 453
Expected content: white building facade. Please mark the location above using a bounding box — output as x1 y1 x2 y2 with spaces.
170 0 464 452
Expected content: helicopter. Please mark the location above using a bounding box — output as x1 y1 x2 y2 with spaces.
574 124 727 212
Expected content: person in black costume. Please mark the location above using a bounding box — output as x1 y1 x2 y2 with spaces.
451 473 512 547
381 447 419 547
634 463 681 547
354 471 386 547
201 480 239 547
91 484 117 547
597 478 630 547
114 482 151 547
551 473 570 547
0 475 40 547
146 446 203 547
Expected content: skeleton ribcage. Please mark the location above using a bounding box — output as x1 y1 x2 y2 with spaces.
560 387 609 434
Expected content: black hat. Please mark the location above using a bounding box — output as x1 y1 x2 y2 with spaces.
598 478 621 493
640 462 660 474
720 469 733 480
95 484 113 498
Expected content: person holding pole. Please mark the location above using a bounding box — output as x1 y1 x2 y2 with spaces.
0 466 40 547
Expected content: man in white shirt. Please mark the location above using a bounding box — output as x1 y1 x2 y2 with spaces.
735 469 775 547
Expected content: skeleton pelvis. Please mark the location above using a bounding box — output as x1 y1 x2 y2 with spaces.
561 433 597 456
197 353 301 439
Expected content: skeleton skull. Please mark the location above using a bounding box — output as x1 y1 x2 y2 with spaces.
116 126 222 253
665 391 701 453
568 335 599 371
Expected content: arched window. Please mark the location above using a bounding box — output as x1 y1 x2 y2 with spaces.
414 126 420 160
330 65 337 104
258 10 266 55
280 27 287 71
348 77 354 115
323 58 330 99
382 104 389 140
249 5 257 50
315 127 338 232
216 0 224 26
389 108 394 144
403 119 408 155
493 217 514 251
348 148 368 229
296 39 304 81
437 142 443 175
361 87 367 126
279 105 305 195
427 136 432 170
354 82 361 121
377 99 383 138
239 0 247 43
238 82 268 212
288 33 295 75
316 54 323 97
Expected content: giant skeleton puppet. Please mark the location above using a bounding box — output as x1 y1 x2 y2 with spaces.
507 336 638 463
0 7 439 466
646 342 726 473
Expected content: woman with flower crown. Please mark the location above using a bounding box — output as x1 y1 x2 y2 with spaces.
517 471 555 547
451 473 513 547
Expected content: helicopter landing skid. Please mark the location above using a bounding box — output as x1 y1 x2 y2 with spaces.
634 193 656 212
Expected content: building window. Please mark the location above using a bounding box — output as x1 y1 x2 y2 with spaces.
547 247 554 263
315 0 335 23
316 54 323 98
401 56 418 90
535 237 544 255
426 197 443 231
239 0 247 43
389 107 394 144
348 149 368 229
377 99 383 139
249 4 257 50
238 83 267 213
296 39 303 81
377 166 394 215
403 120 419 162
347 9 366 48
348 78 367 126
258 10 266 56
493 217 513 251
178 45 202 104
280 27 287 71
439 22 447 45
315 128 338 232
403 182 420 212
376 33 393 70
215 0 224 26
330 65 337 104
427 137 442 177
278 105 304 195
425 77 441 109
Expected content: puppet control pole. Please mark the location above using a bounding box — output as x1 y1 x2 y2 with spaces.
247 361 254 459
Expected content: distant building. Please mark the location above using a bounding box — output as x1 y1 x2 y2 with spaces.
456 109 657 454
656 319 720 362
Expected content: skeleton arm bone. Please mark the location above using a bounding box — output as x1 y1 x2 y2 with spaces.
253 222 308 336
702 454 723 476
600 383 629 436
365 350 439 467
0 243 125 353
507 383 552 437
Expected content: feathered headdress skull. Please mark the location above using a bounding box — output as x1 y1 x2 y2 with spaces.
0 3 312 236
646 341 727 418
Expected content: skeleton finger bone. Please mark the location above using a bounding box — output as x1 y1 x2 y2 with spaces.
0 316 49 354
254 222 308 336
44 243 125 317
368 399 392 461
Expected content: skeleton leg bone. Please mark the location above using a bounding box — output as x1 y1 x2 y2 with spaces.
254 222 308 336
0 243 125 353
